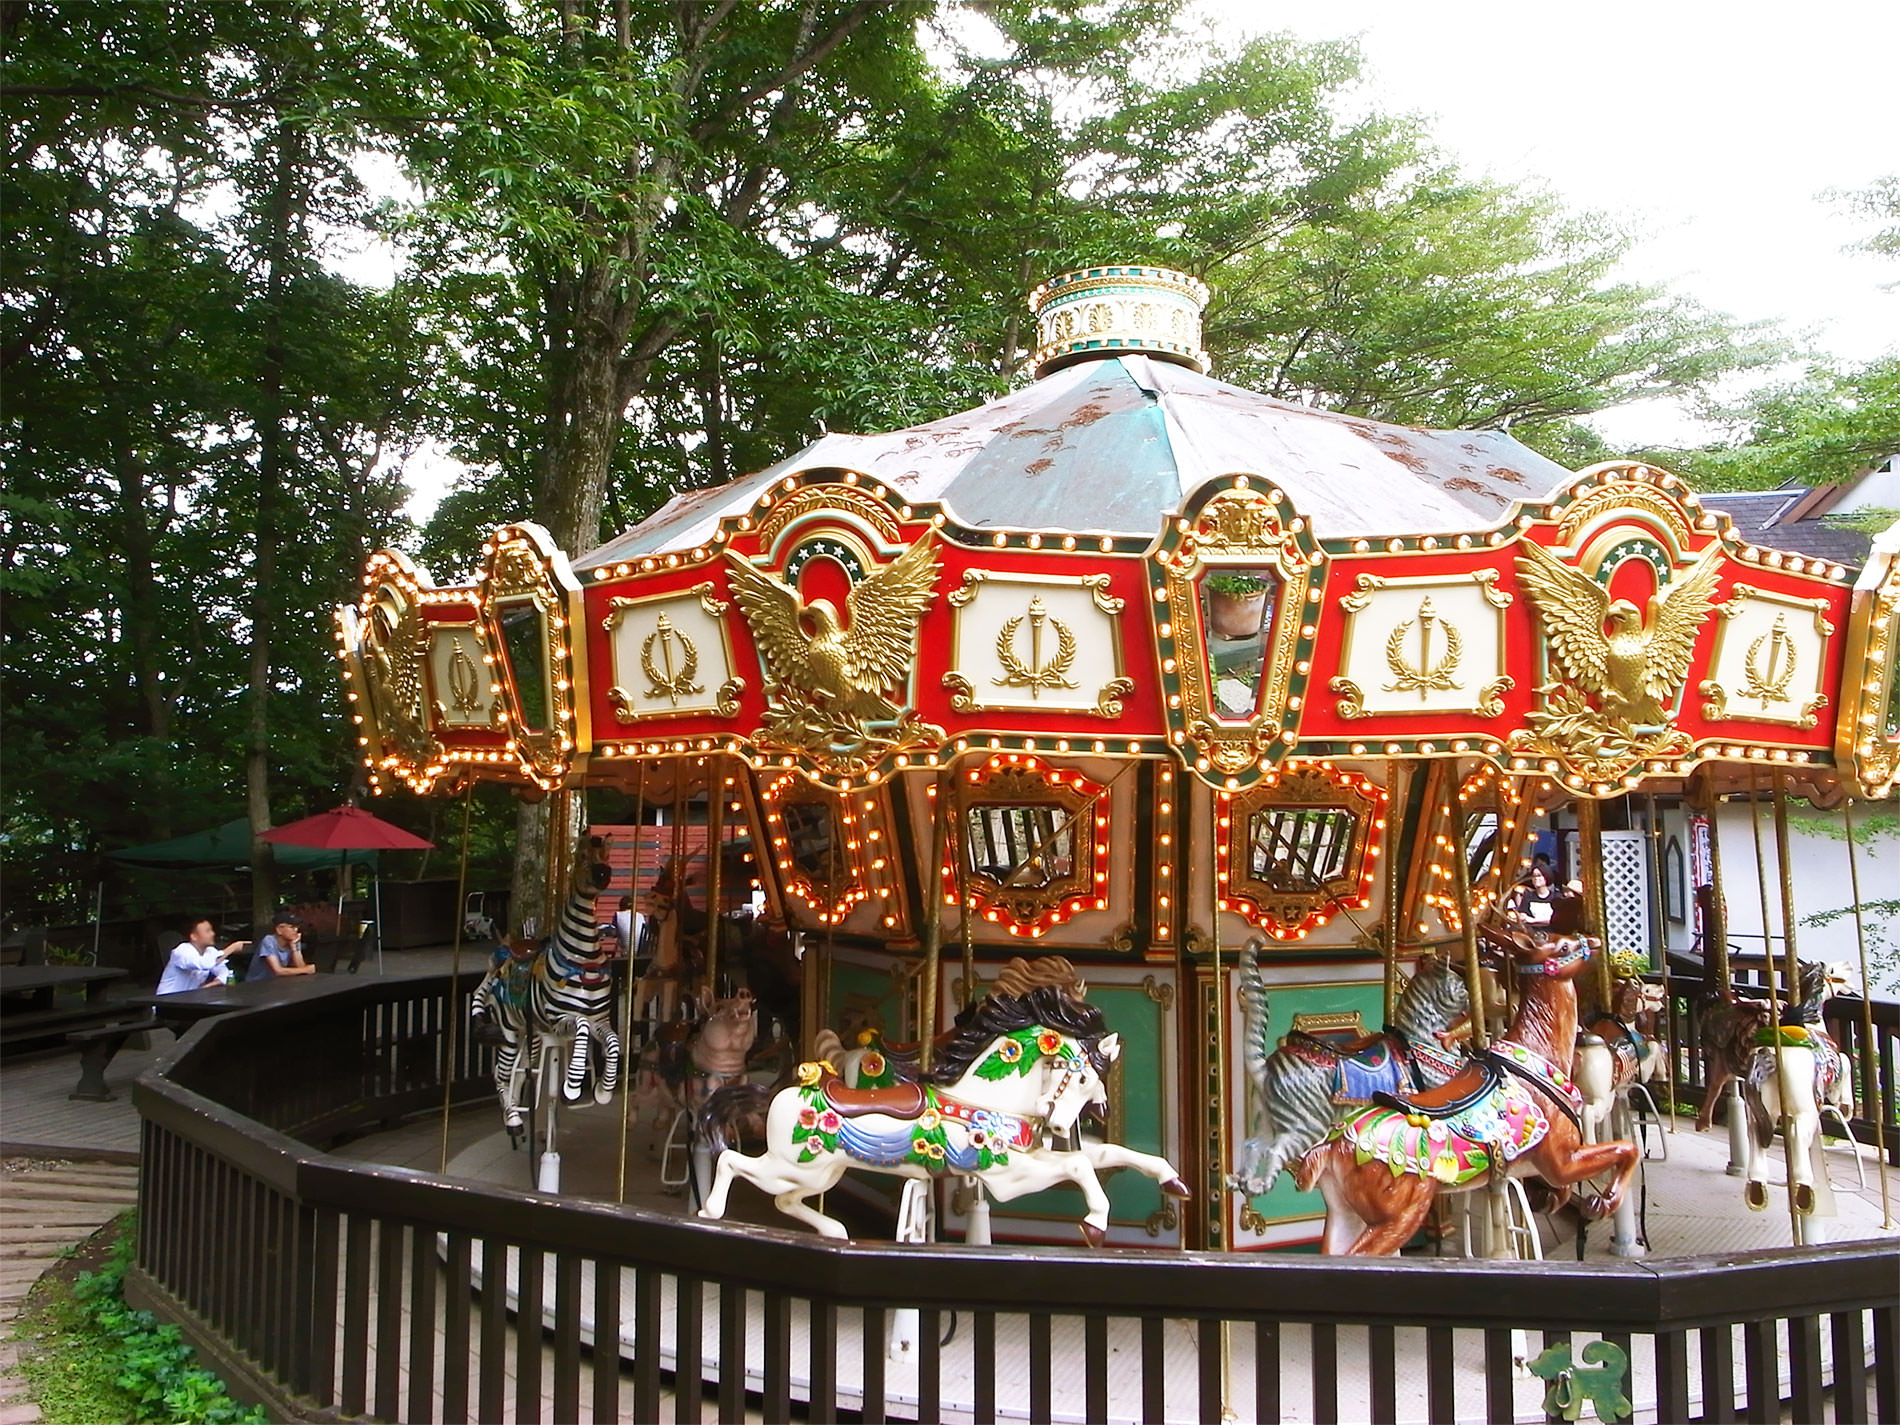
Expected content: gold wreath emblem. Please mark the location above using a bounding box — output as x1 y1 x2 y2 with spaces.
994 595 1078 698
641 613 703 706
1383 597 1463 697
1743 613 1796 706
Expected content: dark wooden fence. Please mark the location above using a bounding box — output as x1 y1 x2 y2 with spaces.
130 972 1900 1424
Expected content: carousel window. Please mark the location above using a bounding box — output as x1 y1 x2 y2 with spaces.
1220 766 1384 940
495 596 552 734
1198 566 1281 721
948 757 1107 937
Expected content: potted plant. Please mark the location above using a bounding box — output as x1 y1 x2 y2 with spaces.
1205 572 1272 639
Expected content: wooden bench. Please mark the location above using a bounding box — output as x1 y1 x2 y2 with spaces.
67 1012 175 1101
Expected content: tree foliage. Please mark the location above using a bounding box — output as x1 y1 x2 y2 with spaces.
2 0 1784 928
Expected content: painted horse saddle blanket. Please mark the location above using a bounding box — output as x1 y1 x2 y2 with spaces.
1284 1029 1414 1104
1336 1069 1552 1186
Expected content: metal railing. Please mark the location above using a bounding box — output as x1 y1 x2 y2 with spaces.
130 972 1900 1424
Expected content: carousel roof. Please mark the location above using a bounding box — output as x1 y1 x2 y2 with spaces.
576 355 1572 568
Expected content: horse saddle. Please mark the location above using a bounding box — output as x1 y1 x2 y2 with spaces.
1287 1026 1387 1058
816 1074 929 1121
1371 1058 1502 1121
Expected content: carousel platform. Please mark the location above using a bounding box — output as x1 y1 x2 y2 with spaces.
328 1100 1898 1424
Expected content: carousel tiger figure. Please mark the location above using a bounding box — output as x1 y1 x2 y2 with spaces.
1234 941 1472 1194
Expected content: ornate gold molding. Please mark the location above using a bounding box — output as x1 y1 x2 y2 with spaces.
946 569 1132 718
1141 973 1175 1010
1219 764 1382 937
949 761 1108 930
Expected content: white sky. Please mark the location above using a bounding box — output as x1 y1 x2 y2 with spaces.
1214 0 1900 447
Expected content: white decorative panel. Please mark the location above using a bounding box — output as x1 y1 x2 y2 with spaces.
602 586 740 722
1331 571 1513 720
943 571 1131 717
427 623 501 729
1601 830 1651 962
1700 585 1834 729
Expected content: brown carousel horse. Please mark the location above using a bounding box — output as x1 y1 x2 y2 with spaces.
632 858 703 1031
1293 910 1641 1255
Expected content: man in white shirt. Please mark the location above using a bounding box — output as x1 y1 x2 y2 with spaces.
156 917 249 994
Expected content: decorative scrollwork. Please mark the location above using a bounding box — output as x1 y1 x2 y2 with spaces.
1094 676 1134 718
1329 675 1368 720
942 670 977 713
1141 974 1175 1010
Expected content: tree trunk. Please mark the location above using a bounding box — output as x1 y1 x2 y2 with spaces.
246 124 305 926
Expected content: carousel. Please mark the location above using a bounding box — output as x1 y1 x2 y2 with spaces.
337 264 1897 1271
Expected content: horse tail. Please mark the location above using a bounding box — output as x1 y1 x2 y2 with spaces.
699 1083 772 1153
1239 939 1271 1087
1744 1050 1777 1149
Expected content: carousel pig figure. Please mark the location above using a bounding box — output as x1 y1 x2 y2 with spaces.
688 988 760 1102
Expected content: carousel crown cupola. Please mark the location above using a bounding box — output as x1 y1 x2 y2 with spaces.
1027 264 1211 378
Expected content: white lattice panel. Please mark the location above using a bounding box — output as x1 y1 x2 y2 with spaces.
1601 830 1651 961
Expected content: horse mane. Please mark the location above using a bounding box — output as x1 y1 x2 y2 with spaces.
925 958 1108 1085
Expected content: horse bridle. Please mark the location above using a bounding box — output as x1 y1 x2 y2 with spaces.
1518 936 1595 978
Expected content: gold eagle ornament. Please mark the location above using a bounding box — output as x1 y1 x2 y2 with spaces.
1515 540 1722 732
723 535 945 767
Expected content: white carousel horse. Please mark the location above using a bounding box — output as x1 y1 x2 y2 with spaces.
1573 976 1666 1147
1742 961 1856 1214
699 959 1189 1244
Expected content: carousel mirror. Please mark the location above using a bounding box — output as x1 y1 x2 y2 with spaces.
1244 805 1355 892
495 594 552 735
1223 766 1381 936
779 793 846 895
953 760 1106 932
965 802 1077 889
1197 565 1281 721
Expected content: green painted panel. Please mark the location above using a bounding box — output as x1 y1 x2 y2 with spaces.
829 960 904 1042
1243 979 1386 1227
989 983 1170 1227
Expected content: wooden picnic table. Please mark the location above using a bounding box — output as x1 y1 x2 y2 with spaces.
67 976 336 1102
0 963 128 1013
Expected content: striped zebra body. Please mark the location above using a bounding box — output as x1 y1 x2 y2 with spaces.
471 949 533 1130
527 838 622 1106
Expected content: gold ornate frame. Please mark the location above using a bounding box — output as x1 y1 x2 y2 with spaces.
1836 542 1900 798
342 550 444 793
599 581 744 723
1148 479 1319 787
480 524 586 788
1329 569 1514 720
942 569 1133 717
1218 763 1382 940
947 758 1108 936
1699 583 1835 729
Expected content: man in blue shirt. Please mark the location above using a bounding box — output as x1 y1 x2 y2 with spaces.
245 912 317 981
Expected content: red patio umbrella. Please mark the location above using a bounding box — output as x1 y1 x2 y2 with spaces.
261 806 434 971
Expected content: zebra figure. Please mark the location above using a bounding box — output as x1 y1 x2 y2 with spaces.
1234 940 1472 1195
527 832 623 1107
469 937 536 1135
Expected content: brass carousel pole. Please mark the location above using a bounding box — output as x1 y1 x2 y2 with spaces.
704 758 726 997
918 768 950 1073
1643 790 1677 1129
1575 795 1615 1011
1842 795 1893 1228
616 761 648 1204
955 758 977 1010
1770 771 1802 1005
439 781 476 1175
1701 770 1734 994
1746 766 1801 1242
1446 765 1488 1054
1382 759 1410 1025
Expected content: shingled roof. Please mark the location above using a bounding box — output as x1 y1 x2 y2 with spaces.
1698 489 1872 570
